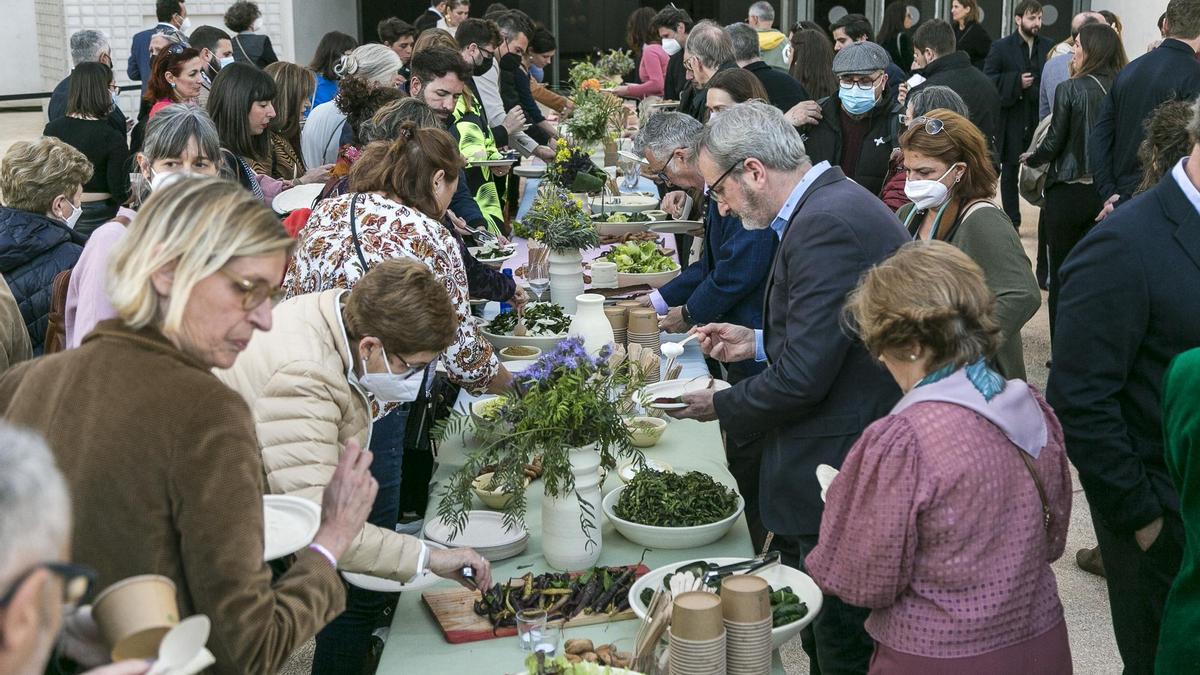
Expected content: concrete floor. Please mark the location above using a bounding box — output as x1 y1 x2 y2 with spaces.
0 111 1124 673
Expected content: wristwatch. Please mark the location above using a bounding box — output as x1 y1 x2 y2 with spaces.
680 304 694 327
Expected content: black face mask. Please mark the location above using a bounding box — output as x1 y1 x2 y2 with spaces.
473 55 493 77
500 52 522 71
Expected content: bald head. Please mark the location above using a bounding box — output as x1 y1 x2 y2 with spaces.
1071 11 1105 38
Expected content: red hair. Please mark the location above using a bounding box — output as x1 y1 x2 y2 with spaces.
144 47 202 104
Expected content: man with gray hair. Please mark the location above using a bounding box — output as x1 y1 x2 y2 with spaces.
0 424 147 675
680 19 736 121
726 22 809 112
673 100 907 673
47 30 127 134
633 111 779 548
745 1 788 69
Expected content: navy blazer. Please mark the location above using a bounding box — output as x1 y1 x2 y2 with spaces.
127 24 181 90
1047 166 1200 535
713 167 907 535
657 197 777 378
1089 39 1200 204
984 31 1052 162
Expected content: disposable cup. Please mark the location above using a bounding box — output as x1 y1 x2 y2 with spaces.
92 575 179 660
720 575 771 623
671 591 725 641
604 305 628 329
628 308 659 334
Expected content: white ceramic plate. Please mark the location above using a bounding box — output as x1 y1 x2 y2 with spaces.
639 378 731 410
594 219 652 237
341 541 448 592
423 510 528 548
589 194 659 214
628 557 824 650
513 165 546 178
467 246 517 266
648 220 705 235
270 183 324 214
262 495 321 561
618 459 674 482
469 158 518 167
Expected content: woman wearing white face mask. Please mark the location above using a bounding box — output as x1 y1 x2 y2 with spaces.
897 109 1040 379
62 104 222 350
0 137 90 354
217 256 493 673
224 0 278 68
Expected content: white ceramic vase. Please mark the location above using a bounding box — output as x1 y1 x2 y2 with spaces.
548 248 585 314
542 444 603 570
568 293 615 355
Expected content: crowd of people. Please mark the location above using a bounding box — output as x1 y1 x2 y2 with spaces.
3 0 1200 674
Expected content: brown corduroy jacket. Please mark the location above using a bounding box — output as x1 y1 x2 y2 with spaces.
0 320 345 674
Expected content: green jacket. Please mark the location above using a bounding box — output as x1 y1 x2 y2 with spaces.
450 96 504 234
900 201 1041 380
1158 348 1200 673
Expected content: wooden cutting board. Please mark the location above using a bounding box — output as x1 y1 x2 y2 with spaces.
422 565 649 644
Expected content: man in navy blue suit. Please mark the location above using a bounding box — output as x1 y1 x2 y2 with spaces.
128 0 190 91
1048 98 1200 675
676 100 907 674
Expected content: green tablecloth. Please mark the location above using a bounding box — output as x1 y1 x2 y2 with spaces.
377 417 787 674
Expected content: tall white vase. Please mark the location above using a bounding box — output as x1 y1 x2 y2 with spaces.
568 293 615 355
542 444 603 570
548 248 585 314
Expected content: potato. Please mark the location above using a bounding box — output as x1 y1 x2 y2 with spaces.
582 651 599 662
564 639 593 656
565 654 582 664
613 651 632 668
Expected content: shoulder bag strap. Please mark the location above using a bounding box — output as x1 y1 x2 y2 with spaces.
348 192 370 272
234 35 253 63
1016 449 1053 533
1085 74 1108 96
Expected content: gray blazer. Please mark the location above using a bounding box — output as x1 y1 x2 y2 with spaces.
713 166 908 536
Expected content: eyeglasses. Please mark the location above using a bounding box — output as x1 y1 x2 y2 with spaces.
909 116 945 135
218 269 285 311
0 562 95 610
479 46 495 60
644 151 678 185
108 83 120 94
837 73 882 90
707 158 745 204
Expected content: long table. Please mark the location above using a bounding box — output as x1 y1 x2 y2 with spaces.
377 341 786 674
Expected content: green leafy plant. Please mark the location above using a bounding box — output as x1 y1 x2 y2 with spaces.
567 59 605 90
437 338 643 536
512 185 599 251
596 49 635 78
563 88 627 147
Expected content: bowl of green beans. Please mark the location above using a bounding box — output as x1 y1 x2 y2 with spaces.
602 470 744 549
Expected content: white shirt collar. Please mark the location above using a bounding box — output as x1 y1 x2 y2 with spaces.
1171 156 1200 218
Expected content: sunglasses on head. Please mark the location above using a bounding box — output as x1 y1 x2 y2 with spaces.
909 116 945 135
165 42 188 56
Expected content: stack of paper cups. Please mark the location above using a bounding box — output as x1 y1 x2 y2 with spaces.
721 575 773 675
627 308 662 356
604 305 627 346
669 592 726 675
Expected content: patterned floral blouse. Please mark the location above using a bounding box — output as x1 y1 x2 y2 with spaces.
285 191 499 393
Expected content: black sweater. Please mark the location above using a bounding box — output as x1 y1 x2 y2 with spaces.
42 116 130 202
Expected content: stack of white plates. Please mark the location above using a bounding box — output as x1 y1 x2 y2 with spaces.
423 511 529 561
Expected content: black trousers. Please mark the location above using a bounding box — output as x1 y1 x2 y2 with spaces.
772 534 874 675
1044 182 1102 338
1091 507 1184 675
1000 161 1023 228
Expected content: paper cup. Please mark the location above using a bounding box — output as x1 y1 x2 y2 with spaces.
92 575 179 660
720 574 771 623
672 591 725 641
627 308 659 334
604 305 629 329
616 300 643 312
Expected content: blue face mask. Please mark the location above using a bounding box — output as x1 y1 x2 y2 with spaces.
530 63 545 82
111 91 120 110
839 82 878 116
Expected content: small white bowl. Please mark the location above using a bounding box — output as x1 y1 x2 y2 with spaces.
625 416 667 447
471 472 530 510
469 396 507 426
498 345 542 362
602 485 743 550
618 459 674 483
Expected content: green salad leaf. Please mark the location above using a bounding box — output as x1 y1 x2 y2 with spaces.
603 241 678 274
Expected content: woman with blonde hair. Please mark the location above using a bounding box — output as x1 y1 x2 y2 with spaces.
897 108 1040 379
0 177 378 673
301 44 403 167
219 257 491 672
808 240 1072 674
0 137 90 354
263 61 316 180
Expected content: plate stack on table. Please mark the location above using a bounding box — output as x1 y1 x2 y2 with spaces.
423 511 529 562
627 308 661 356
669 592 727 675
721 575 773 675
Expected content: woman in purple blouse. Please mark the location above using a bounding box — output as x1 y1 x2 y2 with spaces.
807 241 1073 674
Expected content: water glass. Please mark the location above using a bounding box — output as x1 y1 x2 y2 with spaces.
516 608 547 652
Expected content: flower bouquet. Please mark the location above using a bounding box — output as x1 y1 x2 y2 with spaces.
512 185 599 251
563 88 628 148
543 139 608 194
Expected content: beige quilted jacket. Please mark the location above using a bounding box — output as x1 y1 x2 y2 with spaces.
217 289 423 581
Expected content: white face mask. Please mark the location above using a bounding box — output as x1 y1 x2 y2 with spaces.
218 55 235 69
251 18 264 32
149 170 197 192
58 197 82 229
355 346 424 403
179 16 192 33
904 164 960 211
662 38 682 56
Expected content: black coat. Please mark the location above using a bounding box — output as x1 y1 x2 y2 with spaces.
1047 170 1200 535
910 51 1001 152
413 9 440 33
680 61 737 121
743 61 809 113
1090 39 1200 203
714 166 906 535
953 20 992 71
0 207 85 355
664 50 687 101
984 32 1053 162
1027 74 1111 187
230 32 278 69
800 94 902 196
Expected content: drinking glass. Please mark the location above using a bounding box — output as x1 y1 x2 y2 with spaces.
526 248 550 304
515 608 547 653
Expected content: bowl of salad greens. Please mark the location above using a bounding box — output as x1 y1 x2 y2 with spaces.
602 470 743 549
604 241 680 288
592 211 651 237
481 302 573 351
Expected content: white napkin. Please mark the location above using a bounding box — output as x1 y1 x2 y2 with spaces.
816 464 839 503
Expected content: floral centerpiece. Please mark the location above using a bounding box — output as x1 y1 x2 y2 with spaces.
543 139 608 194
568 49 634 90
563 88 628 148
596 49 635 80
437 339 643 566
513 185 599 251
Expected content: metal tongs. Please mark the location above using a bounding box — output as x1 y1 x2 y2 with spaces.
701 550 781 585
